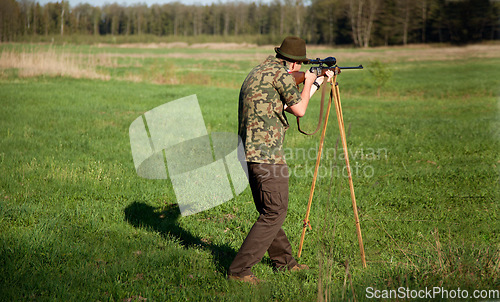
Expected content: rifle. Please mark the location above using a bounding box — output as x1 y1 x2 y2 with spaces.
292 57 363 85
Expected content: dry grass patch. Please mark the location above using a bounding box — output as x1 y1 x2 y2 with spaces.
0 47 110 80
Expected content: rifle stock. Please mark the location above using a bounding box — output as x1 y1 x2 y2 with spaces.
291 71 306 86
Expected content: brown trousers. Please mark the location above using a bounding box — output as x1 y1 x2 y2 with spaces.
228 163 298 277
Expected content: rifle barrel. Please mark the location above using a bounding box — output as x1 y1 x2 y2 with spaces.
339 65 363 69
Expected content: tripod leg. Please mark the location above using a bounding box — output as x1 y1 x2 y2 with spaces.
332 79 367 268
297 76 335 258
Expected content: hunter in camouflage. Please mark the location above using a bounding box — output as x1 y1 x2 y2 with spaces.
238 55 302 164
229 36 324 285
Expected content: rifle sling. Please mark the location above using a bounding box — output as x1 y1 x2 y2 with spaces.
296 81 327 135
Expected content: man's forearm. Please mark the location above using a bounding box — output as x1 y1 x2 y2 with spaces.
285 83 310 117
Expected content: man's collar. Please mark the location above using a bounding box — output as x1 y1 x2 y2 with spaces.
266 56 288 69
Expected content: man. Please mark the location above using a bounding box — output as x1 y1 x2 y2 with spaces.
228 36 333 284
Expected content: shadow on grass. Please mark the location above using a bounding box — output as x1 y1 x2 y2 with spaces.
124 201 236 275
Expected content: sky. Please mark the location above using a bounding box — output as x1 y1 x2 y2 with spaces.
35 0 263 7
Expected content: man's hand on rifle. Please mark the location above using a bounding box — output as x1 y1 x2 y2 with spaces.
304 69 317 86
309 70 335 97
315 70 335 86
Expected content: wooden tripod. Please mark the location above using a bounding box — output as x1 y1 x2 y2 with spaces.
297 68 367 268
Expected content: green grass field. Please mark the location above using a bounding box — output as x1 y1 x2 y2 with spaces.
0 42 499 301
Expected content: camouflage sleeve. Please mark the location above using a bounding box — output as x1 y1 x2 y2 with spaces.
273 69 302 108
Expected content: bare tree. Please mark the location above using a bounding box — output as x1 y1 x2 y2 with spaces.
60 1 64 35
72 4 94 34
19 0 33 35
223 3 231 36
295 0 303 36
92 6 100 36
348 0 380 47
399 0 410 44
33 2 39 35
420 0 428 42
124 6 134 35
110 4 123 35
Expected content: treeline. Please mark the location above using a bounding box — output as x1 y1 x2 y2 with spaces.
1 0 499 46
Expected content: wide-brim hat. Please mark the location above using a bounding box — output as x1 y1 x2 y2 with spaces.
274 36 308 62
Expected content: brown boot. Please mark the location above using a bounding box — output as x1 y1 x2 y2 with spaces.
228 274 264 285
290 264 310 272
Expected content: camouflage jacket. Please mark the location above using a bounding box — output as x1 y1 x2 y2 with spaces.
238 56 302 164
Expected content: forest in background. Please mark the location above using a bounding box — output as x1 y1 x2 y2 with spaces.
1 0 499 47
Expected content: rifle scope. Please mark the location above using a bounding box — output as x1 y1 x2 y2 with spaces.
306 57 337 67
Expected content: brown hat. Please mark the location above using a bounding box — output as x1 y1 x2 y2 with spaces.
274 36 308 62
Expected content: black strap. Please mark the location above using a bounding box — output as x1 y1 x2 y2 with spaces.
297 81 327 135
